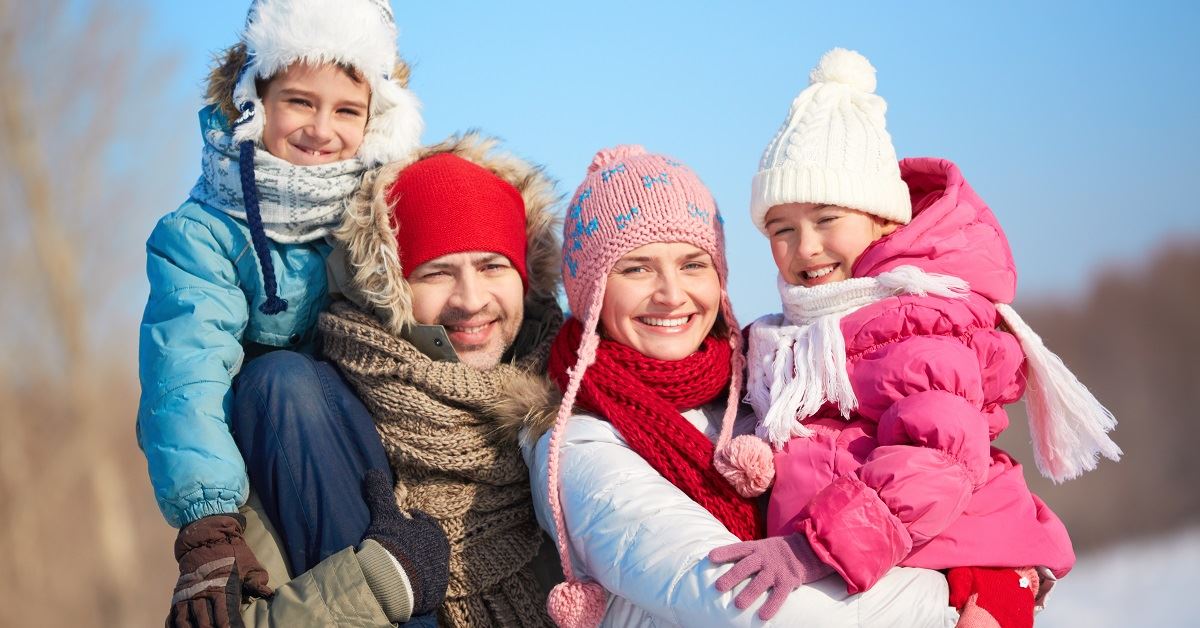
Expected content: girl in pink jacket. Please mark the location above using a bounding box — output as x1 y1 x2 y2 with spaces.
710 49 1122 628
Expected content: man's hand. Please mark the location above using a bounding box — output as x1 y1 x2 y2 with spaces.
167 514 273 628
361 469 451 617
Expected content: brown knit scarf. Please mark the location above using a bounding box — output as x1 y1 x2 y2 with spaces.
319 301 558 627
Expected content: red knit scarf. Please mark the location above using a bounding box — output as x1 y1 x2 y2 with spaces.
549 317 764 541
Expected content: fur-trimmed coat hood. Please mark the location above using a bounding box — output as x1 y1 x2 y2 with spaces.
330 132 565 441
333 131 562 335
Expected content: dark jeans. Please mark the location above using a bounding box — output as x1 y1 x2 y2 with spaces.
232 351 438 626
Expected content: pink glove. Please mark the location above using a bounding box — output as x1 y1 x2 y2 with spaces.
709 533 835 620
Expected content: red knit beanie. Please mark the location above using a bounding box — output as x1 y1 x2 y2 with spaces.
386 153 528 286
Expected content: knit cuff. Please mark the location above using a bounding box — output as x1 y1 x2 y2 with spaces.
789 533 837 583
176 496 243 528
357 539 414 624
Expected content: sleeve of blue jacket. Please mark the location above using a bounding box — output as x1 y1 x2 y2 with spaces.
138 210 250 528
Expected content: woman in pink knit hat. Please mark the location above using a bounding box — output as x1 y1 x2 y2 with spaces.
521 145 955 627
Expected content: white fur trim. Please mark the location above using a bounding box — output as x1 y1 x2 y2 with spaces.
356 79 424 167
995 303 1122 483
242 0 397 86
875 264 970 298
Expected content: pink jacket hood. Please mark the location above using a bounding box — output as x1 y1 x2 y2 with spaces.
855 158 1016 304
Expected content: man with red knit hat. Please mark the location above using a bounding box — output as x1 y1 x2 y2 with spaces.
229 134 563 626
381 152 533 368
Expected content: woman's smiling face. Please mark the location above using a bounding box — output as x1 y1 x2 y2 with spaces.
599 241 722 361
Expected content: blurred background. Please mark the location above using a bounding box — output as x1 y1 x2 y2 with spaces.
1 1 1196 625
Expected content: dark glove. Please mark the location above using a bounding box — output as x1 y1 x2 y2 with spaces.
167 513 273 628
361 469 451 617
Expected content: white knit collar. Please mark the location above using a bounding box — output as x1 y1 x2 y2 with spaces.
191 120 365 243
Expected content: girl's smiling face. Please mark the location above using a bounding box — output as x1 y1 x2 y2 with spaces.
600 242 722 361
260 62 370 166
765 202 898 286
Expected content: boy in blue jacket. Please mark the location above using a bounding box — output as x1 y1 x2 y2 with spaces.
137 1 437 623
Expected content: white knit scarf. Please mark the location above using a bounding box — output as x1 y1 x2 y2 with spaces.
190 124 365 243
746 265 969 447
746 264 1122 483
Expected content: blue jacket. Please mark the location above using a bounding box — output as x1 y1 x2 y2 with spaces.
137 114 334 527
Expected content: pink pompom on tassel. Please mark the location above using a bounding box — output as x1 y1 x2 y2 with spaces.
547 580 607 628
714 435 775 497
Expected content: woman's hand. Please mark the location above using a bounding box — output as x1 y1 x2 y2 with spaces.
708 533 835 620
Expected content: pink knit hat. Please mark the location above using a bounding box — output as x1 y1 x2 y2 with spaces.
544 145 744 627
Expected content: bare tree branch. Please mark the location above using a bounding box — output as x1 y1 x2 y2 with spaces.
0 1 186 624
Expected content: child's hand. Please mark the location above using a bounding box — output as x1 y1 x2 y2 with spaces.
709 533 834 620
167 513 273 628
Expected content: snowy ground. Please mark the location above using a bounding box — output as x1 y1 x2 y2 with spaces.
1036 526 1200 627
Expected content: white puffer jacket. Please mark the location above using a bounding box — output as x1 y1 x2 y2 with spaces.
523 403 956 627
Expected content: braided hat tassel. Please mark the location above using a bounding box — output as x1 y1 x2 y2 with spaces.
237 139 288 315
545 299 608 628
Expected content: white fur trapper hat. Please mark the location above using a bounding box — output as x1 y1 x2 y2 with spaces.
750 48 911 233
231 0 423 167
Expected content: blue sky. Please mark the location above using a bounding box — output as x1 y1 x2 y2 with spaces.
146 1 1199 321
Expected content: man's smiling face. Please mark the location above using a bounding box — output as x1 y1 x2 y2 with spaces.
407 251 525 369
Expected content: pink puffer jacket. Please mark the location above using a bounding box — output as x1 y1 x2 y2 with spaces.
766 157 1075 594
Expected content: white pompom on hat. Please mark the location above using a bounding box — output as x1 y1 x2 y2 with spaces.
750 48 911 234
231 0 423 167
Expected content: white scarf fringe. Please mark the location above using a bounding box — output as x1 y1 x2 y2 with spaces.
995 303 1122 482
748 265 969 447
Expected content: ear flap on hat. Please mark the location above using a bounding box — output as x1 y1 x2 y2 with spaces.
206 44 250 125
355 78 423 167
230 64 267 145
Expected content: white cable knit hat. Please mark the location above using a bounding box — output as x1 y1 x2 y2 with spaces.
750 48 911 233
231 0 423 167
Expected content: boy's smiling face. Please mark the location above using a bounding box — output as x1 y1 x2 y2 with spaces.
260 62 370 165
765 202 897 287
